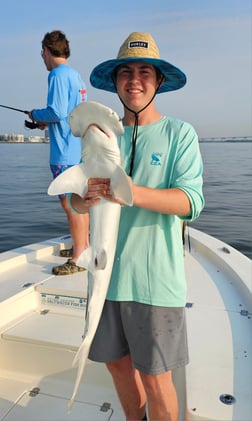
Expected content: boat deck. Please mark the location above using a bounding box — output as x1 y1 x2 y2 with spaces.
185 229 252 420
0 229 251 420
0 237 124 420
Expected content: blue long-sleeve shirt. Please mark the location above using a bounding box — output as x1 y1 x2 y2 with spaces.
32 64 87 165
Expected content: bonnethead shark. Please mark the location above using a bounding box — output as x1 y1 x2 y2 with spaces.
47 101 133 411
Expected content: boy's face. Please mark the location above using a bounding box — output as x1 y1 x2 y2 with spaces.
115 62 161 113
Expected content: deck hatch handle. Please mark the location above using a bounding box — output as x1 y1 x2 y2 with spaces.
219 394 236 405
240 309 249 316
100 402 111 412
29 387 40 397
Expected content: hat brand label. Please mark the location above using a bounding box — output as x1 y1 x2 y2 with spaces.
128 41 148 49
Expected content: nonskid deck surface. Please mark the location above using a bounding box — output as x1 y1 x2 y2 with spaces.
0 367 121 421
0 231 251 420
0 305 124 420
184 228 252 420
0 236 124 420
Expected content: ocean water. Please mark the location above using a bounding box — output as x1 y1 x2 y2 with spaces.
0 141 251 259
191 141 252 259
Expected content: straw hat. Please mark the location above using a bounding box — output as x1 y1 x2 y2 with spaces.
90 32 186 94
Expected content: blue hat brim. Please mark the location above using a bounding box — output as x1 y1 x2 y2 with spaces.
90 57 186 94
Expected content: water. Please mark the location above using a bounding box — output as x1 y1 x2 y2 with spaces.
0 141 251 259
0 143 66 252
191 141 252 259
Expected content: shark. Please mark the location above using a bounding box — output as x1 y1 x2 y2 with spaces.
47 101 132 411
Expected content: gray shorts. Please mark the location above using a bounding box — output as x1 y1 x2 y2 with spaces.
89 300 189 375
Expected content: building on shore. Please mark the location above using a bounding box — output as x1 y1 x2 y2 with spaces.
0 133 49 143
0 134 24 142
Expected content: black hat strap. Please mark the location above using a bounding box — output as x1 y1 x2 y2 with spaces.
129 112 138 176
112 74 164 176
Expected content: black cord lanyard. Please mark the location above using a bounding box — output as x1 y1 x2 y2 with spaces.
113 74 164 177
129 112 139 176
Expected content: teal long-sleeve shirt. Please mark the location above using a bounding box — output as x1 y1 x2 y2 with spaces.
107 116 205 307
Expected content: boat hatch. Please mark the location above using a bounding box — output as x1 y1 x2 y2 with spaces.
1 387 114 420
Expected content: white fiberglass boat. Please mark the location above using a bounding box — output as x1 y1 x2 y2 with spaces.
0 227 251 421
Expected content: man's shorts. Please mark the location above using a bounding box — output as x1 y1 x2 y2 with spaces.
88 300 189 375
50 164 74 198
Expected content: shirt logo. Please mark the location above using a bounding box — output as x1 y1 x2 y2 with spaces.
151 152 162 166
79 88 87 102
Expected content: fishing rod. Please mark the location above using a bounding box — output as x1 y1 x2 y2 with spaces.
0 104 38 129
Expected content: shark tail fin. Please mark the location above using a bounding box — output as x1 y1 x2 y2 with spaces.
68 338 91 412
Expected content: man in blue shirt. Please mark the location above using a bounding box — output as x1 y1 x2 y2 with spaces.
28 30 89 275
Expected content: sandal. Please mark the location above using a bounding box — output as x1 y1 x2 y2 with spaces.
52 259 86 276
59 247 73 258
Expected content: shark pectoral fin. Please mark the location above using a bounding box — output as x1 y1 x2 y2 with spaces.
111 166 133 206
47 164 88 198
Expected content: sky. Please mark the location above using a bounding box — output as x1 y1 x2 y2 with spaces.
0 0 251 138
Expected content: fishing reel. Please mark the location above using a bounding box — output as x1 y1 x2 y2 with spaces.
25 120 39 129
0 105 41 130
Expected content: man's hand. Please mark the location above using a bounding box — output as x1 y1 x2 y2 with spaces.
36 122 48 130
27 110 48 130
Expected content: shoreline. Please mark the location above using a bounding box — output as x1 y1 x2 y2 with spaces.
0 138 251 144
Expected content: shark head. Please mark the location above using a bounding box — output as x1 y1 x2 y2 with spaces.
69 101 124 139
